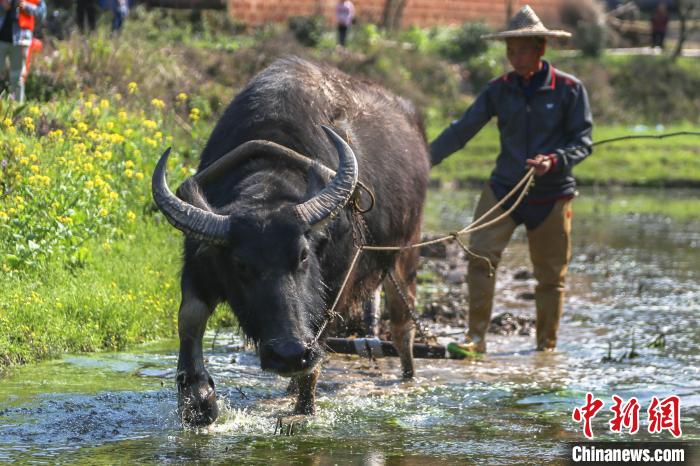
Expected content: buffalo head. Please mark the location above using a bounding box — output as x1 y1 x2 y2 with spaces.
152 126 358 377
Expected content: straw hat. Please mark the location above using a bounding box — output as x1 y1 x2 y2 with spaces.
481 5 572 40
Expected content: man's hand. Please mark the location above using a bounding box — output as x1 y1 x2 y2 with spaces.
526 154 554 176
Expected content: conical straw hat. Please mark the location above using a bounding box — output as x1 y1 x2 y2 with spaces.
481 5 572 40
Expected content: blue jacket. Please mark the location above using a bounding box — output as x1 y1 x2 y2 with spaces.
0 0 46 47
430 61 593 198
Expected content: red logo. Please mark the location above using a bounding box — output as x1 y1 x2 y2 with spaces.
572 392 605 439
648 395 682 438
609 395 640 434
573 393 683 439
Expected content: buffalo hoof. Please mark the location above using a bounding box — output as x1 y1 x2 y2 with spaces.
177 371 219 427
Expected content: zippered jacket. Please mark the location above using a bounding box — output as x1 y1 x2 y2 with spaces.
0 0 46 46
430 61 593 198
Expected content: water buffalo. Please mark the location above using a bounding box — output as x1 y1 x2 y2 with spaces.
152 57 430 426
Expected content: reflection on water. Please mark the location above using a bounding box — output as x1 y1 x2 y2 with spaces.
1 188 698 464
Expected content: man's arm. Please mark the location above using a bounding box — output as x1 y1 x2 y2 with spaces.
549 83 593 173
429 88 494 167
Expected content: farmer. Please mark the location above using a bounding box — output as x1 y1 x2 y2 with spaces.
430 5 593 354
0 0 46 103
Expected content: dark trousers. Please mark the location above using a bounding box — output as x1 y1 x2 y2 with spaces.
337 24 348 47
76 0 97 33
652 31 666 48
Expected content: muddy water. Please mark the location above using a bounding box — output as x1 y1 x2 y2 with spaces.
1 188 698 465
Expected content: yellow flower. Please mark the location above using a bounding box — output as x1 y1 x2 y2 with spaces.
142 119 157 130
76 122 88 132
134 172 144 181
100 99 110 109
84 101 93 109
29 154 37 162
3 117 13 127
67 127 79 138
83 162 94 172
71 108 82 120
189 107 200 122
19 157 29 166
30 165 39 173
127 211 136 222
177 92 188 102
118 111 128 122
128 82 138 94
85 180 95 189
0 211 8 220
124 169 134 178
91 107 101 117
28 106 40 116
125 160 135 169
99 208 109 217
151 98 165 109
49 129 63 138
21 117 34 131
105 121 114 130
109 191 118 200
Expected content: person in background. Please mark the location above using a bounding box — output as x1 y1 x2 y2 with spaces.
430 5 592 355
76 0 97 33
0 0 46 102
335 0 354 47
111 0 127 33
651 2 668 49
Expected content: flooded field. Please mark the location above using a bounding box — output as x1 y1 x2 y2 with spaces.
1 187 698 464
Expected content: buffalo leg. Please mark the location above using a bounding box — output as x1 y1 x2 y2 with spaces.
293 366 321 415
384 249 419 379
176 281 218 427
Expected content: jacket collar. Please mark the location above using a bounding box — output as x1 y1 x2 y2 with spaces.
502 61 556 93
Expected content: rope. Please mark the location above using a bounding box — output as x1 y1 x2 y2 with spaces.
312 130 700 342
362 168 535 251
592 131 700 147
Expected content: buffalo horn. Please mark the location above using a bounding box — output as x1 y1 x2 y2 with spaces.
293 126 359 226
151 148 231 245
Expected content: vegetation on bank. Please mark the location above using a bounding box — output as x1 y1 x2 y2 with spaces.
2 8 699 367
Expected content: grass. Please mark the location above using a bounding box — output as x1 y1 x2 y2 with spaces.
0 218 236 368
0 220 179 366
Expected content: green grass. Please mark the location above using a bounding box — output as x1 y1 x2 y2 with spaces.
0 220 179 366
0 219 235 368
